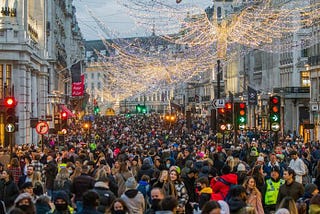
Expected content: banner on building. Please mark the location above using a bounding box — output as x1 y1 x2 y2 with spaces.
248 85 258 105
72 74 84 96
71 61 81 83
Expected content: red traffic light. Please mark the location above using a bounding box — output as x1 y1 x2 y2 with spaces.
239 103 246 109
271 96 280 104
225 102 232 110
4 97 17 108
61 111 68 120
218 108 225 114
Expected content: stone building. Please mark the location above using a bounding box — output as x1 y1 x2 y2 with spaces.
0 0 83 146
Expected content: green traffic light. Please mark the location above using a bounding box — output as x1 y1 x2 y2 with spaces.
238 116 246 123
270 113 279 122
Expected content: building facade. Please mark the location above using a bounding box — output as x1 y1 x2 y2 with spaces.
0 0 83 146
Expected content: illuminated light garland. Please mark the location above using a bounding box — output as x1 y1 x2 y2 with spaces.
85 0 320 101
119 0 320 58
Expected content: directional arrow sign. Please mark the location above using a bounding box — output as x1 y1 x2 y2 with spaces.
5 123 15 133
271 122 280 132
212 99 225 109
271 114 279 122
239 117 246 123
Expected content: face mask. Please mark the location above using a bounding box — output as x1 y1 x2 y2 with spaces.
18 205 30 210
55 203 68 211
114 210 126 214
166 164 170 168
151 199 161 210
68 170 73 174
196 185 202 190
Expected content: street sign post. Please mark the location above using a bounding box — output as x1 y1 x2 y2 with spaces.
35 121 49 135
212 99 225 109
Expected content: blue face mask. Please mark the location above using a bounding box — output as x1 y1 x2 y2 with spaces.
166 164 170 168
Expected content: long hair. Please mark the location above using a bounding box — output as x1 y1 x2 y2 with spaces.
243 176 260 195
201 201 221 214
278 196 298 214
10 157 20 167
55 168 70 188
107 198 130 214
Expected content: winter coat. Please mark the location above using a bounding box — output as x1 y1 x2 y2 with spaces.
44 160 58 190
277 181 304 206
309 204 320 214
199 187 213 210
93 181 116 213
137 164 154 182
121 189 145 214
246 189 264 214
0 179 19 208
228 197 255 214
114 171 133 196
211 173 238 201
71 173 95 202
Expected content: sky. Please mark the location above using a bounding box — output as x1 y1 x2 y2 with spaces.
73 0 213 41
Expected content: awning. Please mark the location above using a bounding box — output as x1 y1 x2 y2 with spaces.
60 105 76 117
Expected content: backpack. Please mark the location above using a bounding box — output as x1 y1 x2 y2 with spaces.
217 177 236 202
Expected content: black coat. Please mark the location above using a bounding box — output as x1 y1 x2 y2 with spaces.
71 173 95 201
44 161 58 190
137 164 154 182
0 179 19 207
93 182 116 213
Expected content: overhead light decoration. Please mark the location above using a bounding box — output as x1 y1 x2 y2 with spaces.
86 0 320 101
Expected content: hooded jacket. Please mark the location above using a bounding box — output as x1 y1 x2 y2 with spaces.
120 189 145 214
93 181 116 213
211 173 238 201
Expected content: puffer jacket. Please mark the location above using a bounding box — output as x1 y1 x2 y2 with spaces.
211 173 238 201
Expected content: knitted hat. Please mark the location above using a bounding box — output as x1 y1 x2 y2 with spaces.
14 193 32 204
237 163 246 172
257 156 264 162
275 208 290 214
54 190 69 203
125 177 137 189
305 183 318 194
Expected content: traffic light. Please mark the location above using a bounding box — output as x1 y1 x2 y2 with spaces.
60 111 68 120
136 104 147 114
235 102 247 130
225 102 233 125
93 106 100 115
269 95 281 132
60 111 68 131
4 96 17 124
217 107 226 131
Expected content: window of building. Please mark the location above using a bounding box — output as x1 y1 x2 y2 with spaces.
91 83 95 91
91 73 94 79
97 82 101 90
301 71 310 87
97 73 101 79
86 51 93 58
217 7 222 19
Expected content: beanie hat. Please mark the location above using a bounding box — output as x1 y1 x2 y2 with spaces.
275 208 290 214
143 158 151 165
54 190 69 203
237 163 246 172
305 183 318 194
14 193 32 204
125 177 137 189
257 156 264 162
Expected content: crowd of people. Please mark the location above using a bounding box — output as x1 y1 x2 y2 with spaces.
0 113 319 214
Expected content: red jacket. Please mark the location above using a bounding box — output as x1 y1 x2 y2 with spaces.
211 173 238 201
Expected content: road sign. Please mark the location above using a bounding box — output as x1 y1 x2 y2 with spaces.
5 123 15 133
271 123 280 132
226 123 233 131
239 124 245 130
270 114 279 122
212 99 225 109
35 121 49 135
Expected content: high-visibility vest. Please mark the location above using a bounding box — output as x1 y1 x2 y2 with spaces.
264 178 285 205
